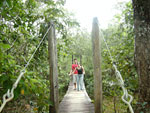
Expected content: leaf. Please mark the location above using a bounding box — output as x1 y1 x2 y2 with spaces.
30 78 38 83
21 89 24 95
33 107 38 111
0 43 10 49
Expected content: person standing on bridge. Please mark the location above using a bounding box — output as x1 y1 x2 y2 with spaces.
76 63 85 91
70 58 78 90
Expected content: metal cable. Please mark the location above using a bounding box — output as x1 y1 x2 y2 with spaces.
100 30 134 113
0 25 52 112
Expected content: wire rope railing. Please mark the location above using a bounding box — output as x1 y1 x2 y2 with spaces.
100 29 134 113
0 25 52 112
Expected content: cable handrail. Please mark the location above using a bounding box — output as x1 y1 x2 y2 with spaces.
0 25 52 112
100 29 134 113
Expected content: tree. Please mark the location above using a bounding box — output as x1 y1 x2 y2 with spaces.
0 0 79 112
132 0 150 112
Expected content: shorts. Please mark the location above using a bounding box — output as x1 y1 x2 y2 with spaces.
73 74 77 83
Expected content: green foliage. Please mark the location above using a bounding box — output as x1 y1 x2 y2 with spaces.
0 0 138 112
0 0 79 112
101 1 138 112
102 1 137 96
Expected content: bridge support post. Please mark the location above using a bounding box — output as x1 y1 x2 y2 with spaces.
48 22 59 113
80 55 82 65
72 55 73 64
92 17 102 113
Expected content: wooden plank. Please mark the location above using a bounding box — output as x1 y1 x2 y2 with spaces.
59 83 94 113
91 17 102 113
48 22 59 113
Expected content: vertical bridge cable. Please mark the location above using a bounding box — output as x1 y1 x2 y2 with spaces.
99 29 134 113
0 25 52 113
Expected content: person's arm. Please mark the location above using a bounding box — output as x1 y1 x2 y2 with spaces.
69 65 74 76
72 67 77 74
69 67 77 76
82 66 85 74
69 69 72 76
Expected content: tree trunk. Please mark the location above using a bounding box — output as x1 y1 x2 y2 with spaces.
132 0 150 112
113 96 117 113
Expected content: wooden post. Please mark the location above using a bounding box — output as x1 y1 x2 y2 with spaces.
80 55 82 65
91 17 102 113
48 22 59 113
72 55 73 64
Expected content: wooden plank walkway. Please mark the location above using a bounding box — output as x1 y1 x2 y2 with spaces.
59 82 94 113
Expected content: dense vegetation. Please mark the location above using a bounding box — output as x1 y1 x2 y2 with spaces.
0 0 78 112
0 0 141 112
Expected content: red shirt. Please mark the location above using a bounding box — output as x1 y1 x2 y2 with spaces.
72 64 78 74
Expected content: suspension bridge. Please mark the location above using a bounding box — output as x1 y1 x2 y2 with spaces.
0 18 134 113
59 81 94 113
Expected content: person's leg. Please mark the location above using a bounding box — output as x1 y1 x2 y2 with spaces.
74 83 76 89
78 74 82 91
75 75 77 89
76 75 80 91
80 74 84 90
73 75 76 90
